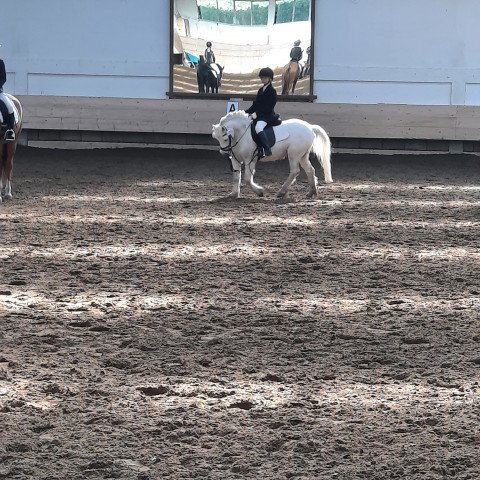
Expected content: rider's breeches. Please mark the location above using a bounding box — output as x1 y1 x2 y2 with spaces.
255 120 267 133
0 92 14 114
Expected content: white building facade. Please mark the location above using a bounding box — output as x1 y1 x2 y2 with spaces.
2 0 480 105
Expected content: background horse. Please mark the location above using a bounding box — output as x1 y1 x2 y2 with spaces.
0 94 23 202
197 63 224 93
282 60 300 95
212 110 332 199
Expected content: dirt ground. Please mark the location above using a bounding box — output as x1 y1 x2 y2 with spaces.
0 146 479 480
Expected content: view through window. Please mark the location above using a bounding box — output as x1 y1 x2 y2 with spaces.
173 0 313 96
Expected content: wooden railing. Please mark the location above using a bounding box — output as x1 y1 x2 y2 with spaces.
16 96 480 149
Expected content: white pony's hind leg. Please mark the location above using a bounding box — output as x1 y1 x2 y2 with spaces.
277 158 300 198
228 157 242 198
244 159 264 197
299 154 318 198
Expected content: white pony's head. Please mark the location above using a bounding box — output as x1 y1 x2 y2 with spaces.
212 110 250 151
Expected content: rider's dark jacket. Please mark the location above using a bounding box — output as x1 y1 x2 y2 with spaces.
245 83 280 126
204 48 215 64
0 59 6 90
290 46 303 62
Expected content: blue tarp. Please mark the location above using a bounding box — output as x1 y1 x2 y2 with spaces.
185 52 199 65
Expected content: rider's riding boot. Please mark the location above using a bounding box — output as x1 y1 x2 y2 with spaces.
257 131 272 157
4 113 15 142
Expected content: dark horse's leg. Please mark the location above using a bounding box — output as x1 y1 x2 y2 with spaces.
6 143 14 199
1 142 16 200
197 69 206 93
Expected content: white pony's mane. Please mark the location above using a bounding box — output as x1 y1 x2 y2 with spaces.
219 109 249 126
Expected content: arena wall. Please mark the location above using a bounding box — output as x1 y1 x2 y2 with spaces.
1 0 169 98
3 0 480 148
314 0 480 105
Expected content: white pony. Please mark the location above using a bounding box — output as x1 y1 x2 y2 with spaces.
212 110 333 199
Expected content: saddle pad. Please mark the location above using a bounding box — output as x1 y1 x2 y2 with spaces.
210 64 221 76
0 104 18 125
251 122 290 148
0 100 7 124
271 123 290 143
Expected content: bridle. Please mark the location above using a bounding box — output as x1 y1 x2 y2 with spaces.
219 120 261 165
218 122 251 155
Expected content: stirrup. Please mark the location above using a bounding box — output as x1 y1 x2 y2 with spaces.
4 129 15 142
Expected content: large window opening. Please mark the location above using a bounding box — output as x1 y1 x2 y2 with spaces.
198 0 269 26
275 0 310 24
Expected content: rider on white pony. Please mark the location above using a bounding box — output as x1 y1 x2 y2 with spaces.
0 58 15 142
212 109 333 199
245 67 280 158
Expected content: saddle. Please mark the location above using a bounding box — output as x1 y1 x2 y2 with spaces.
251 114 282 148
251 124 276 149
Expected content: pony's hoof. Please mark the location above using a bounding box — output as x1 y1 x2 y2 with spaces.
306 190 317 199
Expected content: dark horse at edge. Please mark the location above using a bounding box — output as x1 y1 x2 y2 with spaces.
0 94 23 201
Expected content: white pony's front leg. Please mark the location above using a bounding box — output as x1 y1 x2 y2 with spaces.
0 177 3 202
228 157 242 198
244 159 264 197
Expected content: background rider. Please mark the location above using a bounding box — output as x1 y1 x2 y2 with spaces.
290 40 303 63
0 57 16 141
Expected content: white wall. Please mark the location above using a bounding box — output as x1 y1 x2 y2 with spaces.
314 0 480 105
0 0 170 99
2 0 480 105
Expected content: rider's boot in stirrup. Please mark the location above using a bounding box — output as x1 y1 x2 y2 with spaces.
4 113 15 142
257 131 272 157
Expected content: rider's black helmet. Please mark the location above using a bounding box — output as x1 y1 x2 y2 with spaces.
259 67 274 80
206 41 212 47
294 40 301 46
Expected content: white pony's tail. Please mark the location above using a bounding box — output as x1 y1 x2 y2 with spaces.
311 125 333 183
